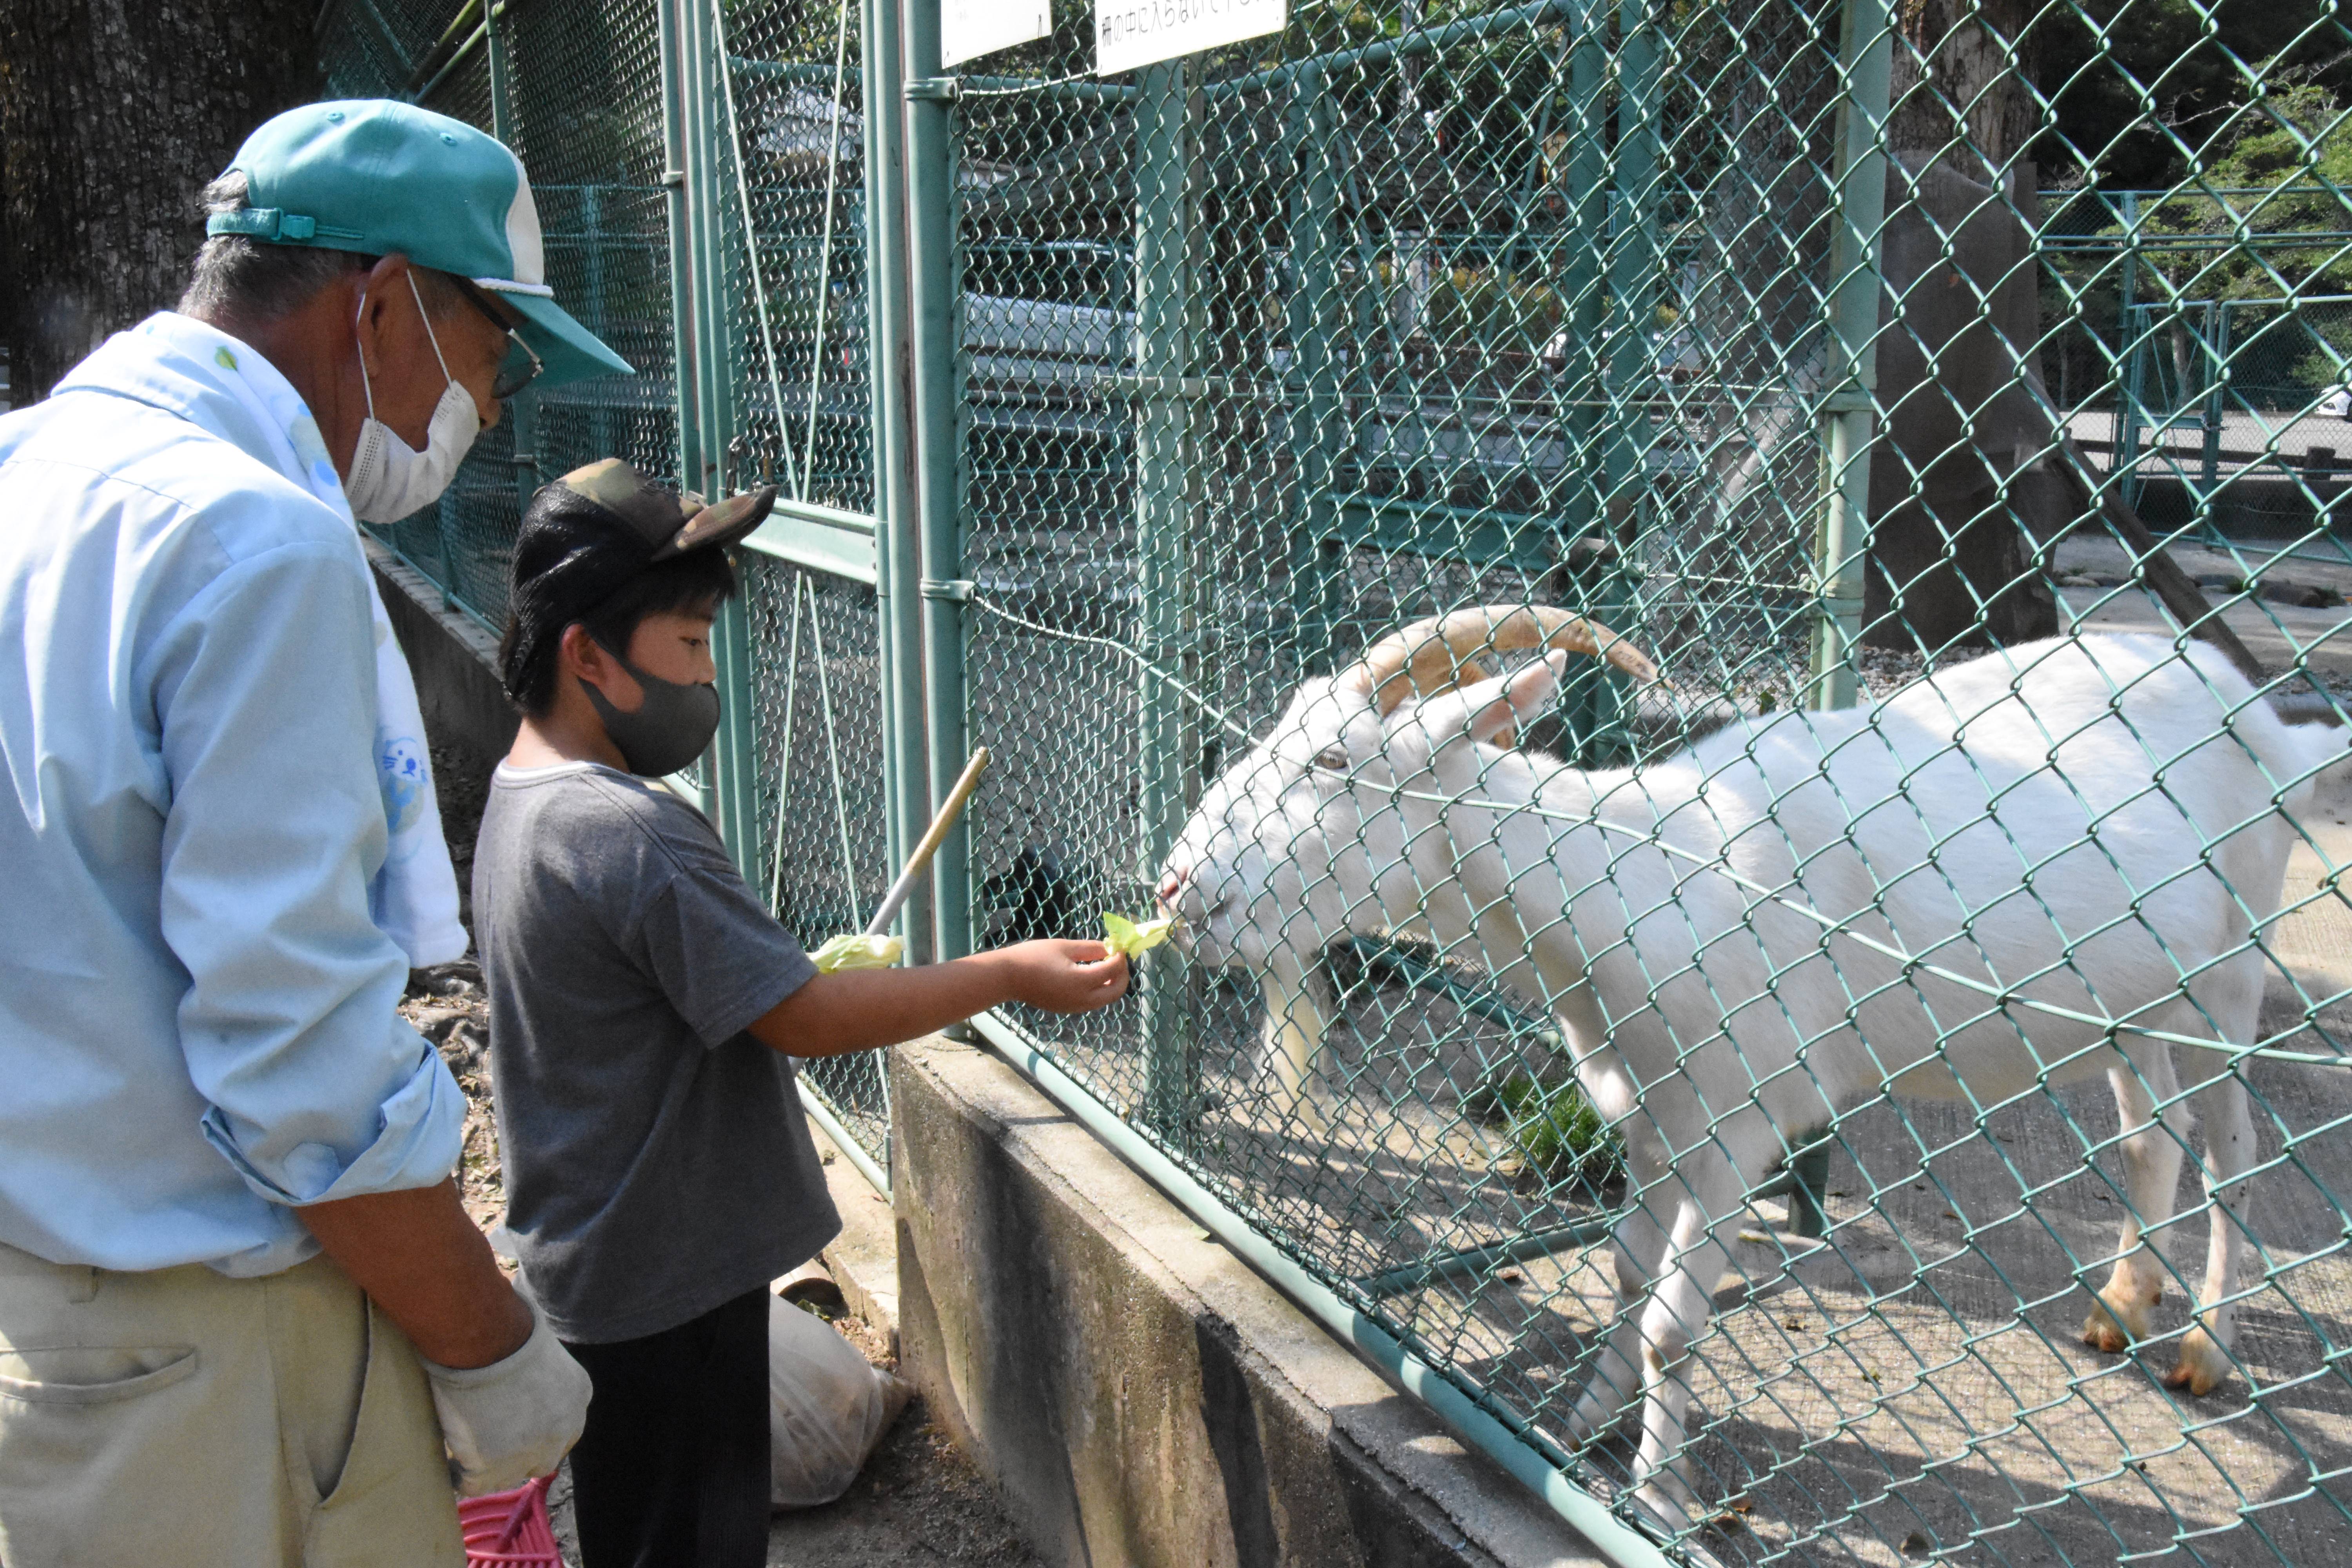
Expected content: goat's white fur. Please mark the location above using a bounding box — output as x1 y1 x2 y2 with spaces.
1163 632 2339 1521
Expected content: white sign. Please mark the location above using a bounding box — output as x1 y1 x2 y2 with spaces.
944 1 1052 69
1096 0 1286 77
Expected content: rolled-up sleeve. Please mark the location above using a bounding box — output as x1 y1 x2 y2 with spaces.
147 535 464 1207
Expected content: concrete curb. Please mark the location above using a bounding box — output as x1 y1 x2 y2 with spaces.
363 536 519 765
893 1036 1607 1568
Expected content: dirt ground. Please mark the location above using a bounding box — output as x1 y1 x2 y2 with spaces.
400 746 1041 1567
535 1308 1042 1568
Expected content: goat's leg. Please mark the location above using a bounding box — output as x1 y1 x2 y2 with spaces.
1260 945 1333 1125
2166 1065 2256 1396
1625 1148 1753 1526
1565 1129 1671 1445
2084 1047 2186 1353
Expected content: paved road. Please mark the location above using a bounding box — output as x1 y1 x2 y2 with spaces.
2051 532 2352 679
2066 407 2352 469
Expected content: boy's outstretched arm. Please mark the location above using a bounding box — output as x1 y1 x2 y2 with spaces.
746 939 1128 1058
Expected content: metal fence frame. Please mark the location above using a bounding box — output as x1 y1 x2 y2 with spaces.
325 2 2352 1562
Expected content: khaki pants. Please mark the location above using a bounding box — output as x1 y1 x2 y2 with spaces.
0 1241 463 1568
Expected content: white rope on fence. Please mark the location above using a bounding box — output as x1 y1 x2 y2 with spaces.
798 0 855 497
709 0 805 498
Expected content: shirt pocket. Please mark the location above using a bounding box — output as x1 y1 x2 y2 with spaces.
0 1345 198 1405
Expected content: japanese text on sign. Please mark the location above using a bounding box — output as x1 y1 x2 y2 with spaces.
1096 0 1286 76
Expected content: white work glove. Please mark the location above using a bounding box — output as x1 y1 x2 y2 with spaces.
421 1289 593 1497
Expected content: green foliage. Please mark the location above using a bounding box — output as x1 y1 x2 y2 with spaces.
2033 0 2350 190
2136 78 2352 299
1476 1069 1623 1188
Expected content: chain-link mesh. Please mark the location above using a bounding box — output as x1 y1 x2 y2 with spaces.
328 0 679 633
712 0 874 512
315 0 460 99
315 0 2352 1556
318 1 888 1158
710 0 887 1158
508 0 681 494
741 549 896 1162
952 3 2352 1563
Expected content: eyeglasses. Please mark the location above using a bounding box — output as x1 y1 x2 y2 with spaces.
459 284 545 401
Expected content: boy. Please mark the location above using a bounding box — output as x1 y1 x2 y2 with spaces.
474 459 1127 1568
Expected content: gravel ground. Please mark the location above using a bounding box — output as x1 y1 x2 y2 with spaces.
396 744 1040 1566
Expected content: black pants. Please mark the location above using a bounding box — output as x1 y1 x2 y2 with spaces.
563 1285 771 1568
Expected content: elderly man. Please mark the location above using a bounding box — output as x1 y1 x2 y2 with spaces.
0 102 628 1565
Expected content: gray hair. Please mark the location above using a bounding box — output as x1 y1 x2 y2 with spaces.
180 172 466 323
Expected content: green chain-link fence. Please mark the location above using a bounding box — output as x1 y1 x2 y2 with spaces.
321 0 2352 1560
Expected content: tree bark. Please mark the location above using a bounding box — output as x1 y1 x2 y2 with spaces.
0 0 317 404
1887 0 2040 169
1864 156 2064 649
1863 0 2064 651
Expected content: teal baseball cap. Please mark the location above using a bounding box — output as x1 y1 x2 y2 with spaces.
206 99 632 389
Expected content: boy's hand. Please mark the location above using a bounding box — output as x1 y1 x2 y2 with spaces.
751 938 1130 1057
998 940 1130 1013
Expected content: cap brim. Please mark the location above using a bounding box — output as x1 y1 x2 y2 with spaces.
494 289 635 388
653 485 777 559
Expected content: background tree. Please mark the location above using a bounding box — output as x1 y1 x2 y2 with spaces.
0 0 317 404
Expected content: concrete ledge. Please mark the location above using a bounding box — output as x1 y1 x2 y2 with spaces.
364 536 518 764
892 1036 1607 1568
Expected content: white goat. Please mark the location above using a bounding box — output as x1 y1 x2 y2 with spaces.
1158 607 2339 1521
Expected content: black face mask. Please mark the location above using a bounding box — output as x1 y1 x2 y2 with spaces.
579 639 722 778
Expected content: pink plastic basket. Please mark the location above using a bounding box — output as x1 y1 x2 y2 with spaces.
457 1474 562 1568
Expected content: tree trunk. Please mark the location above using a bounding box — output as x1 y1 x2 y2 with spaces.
1863 0 2063 652
1887 0 2041 168
0 0 317 404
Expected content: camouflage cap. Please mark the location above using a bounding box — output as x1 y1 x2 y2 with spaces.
548 457 776 559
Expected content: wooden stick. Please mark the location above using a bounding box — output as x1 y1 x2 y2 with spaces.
2049 434 2265 684
863 747 991 938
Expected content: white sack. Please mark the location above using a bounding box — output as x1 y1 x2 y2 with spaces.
768 1294 910 1509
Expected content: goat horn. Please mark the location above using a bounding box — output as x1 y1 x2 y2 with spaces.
1349 605 1659 714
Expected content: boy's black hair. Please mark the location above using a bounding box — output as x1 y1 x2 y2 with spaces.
499 549 739 718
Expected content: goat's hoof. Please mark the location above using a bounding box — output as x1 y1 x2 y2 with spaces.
2082 1307 2132 1354
1562 1385 1637 1446
2083 1281 2158 1353
2162 1328 2232 1397
1628 1479 1704 1535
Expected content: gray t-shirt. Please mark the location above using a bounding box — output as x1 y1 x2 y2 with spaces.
472 760 838 1343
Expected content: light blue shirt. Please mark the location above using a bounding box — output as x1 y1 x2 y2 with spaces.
0 314 466 1276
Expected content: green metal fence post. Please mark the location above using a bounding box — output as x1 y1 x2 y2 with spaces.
482 1 537 519
1808 0 1893 712
1567 0 1657 760
2203 300 2228 495
2113 191 2140 485
902 0 970 961
673 0 759 873
1135 57 1204 1137
1284 62 1344 669
1602 0 1659 505
657 0 700 484
866 0 933 964
1560 0 1607 547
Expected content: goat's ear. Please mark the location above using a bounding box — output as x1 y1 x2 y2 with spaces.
1463 651 1567 744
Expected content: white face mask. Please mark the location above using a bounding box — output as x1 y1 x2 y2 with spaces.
344 273 483 524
